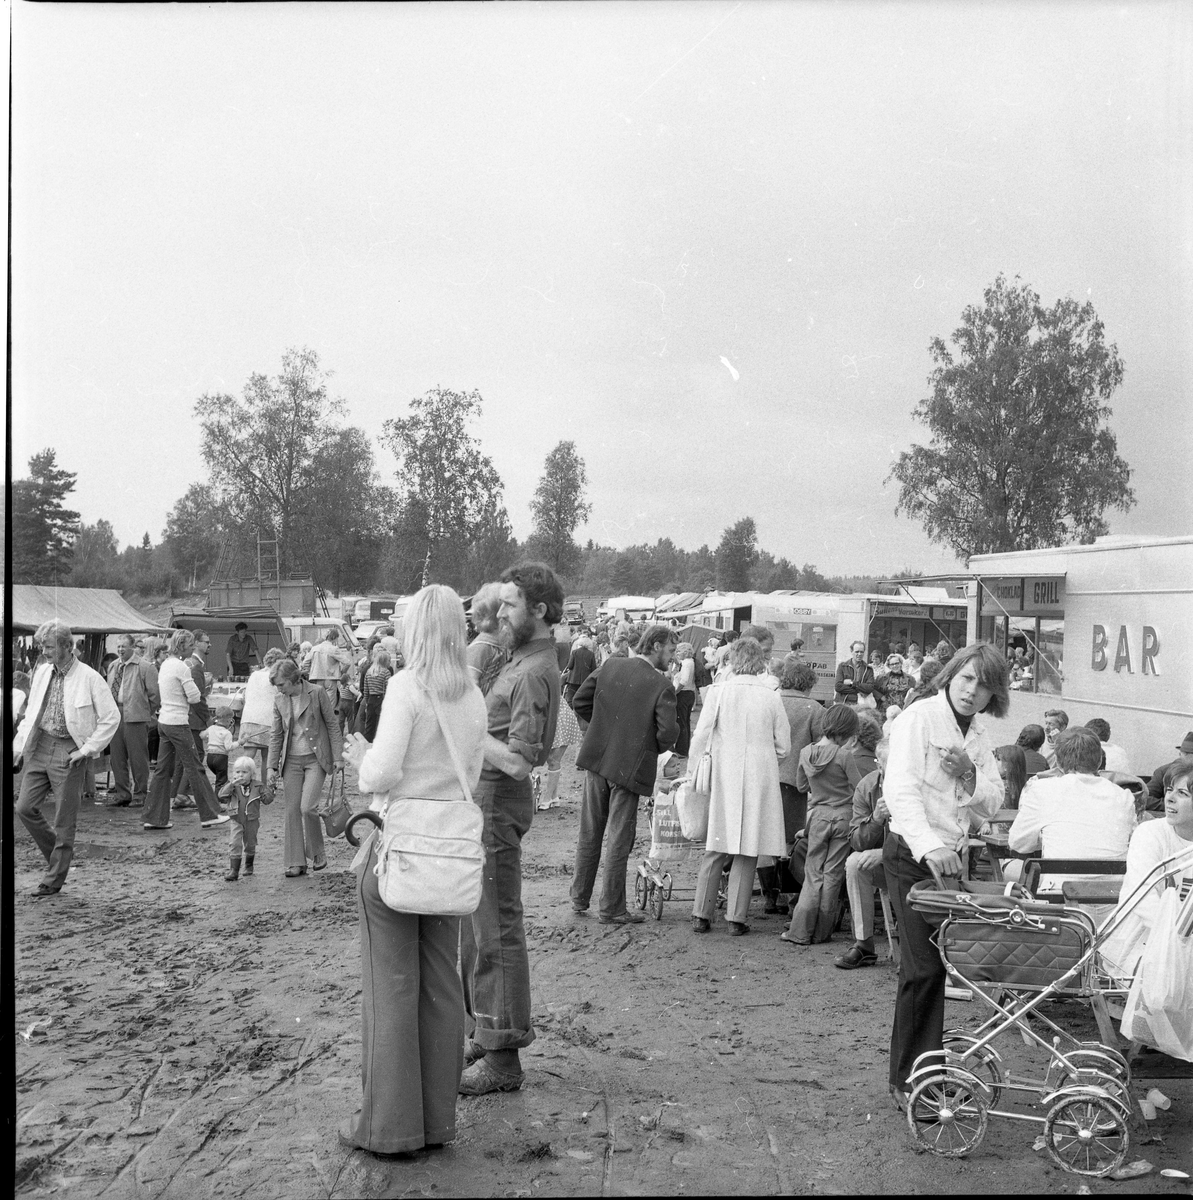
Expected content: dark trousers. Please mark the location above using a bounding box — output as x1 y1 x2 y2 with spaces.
779 782 807 847
16 734 86 889
110 718 150 803
206 754 229 793
674 690 695 756
570 772 640 919
883 833 945 1090
460 774 535 1051
350 840 463 1152
145 724 220 825
363 693 384 742
170 729 206 797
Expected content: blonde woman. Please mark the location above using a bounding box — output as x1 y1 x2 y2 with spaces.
671 642 697 755
340 585 488 1157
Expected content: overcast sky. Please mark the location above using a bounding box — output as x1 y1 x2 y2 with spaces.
11 1 1192 577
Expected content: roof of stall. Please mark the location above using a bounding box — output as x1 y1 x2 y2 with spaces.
10 586 172 635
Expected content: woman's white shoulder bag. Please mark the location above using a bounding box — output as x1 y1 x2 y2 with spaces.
373 687 485 917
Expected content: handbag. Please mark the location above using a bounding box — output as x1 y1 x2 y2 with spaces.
317 767 352 838
691 689 721 799
372 686 485 917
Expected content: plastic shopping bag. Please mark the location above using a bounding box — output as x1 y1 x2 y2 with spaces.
673 779 710 843
650 793 699 861
1120 886 1193 1061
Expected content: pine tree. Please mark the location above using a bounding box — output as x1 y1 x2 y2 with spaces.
11 450 80 584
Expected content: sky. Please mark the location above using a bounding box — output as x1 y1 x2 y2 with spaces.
11 1 1193 578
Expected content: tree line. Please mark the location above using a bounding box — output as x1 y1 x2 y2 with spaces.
11 275 1134 601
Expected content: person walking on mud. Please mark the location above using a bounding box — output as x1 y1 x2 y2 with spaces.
14 621 121 896
459 562 563 1097
267 657 343 877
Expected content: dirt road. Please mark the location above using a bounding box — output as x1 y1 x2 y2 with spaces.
15 760 1193 1197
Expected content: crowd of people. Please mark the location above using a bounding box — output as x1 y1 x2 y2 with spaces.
12 574 1193 1157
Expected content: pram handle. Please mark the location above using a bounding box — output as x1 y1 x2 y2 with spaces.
927 859 962 890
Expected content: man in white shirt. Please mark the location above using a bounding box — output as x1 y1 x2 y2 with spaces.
1084 716 1131 775
14 621 120 895
1008 726 1136 889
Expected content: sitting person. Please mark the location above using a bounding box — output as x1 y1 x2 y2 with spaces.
835 739 890 970
1100 759 1193 983
1042 708 1069 768
1084 716 1130 776
1014 724 1051 777
1146 732 1193 814
993 744 1028 811
1008 726 1136 891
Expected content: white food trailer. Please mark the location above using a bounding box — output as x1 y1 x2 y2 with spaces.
675 589 963 704
966 535 1193 777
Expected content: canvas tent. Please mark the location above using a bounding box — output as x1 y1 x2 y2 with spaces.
10 585 171 671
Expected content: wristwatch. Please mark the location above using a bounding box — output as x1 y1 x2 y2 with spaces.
960 766 976 784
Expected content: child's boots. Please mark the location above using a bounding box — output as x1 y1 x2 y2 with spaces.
243 855 255 877
225 857 241 882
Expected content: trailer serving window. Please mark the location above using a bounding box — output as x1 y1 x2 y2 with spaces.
976 576 1065 695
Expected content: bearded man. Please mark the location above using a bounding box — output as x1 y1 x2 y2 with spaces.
458 561 563 1097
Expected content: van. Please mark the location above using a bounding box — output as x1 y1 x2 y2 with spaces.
352 595 412 626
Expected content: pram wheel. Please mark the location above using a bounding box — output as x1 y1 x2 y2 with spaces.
1044 1090 1129 1177
906 1071 989 1157
1055 1047 1130 1084
1050 1050 1132 1114
650 883 665 920
344 810 382 848
942 1032 1004 1107
634 872 649 911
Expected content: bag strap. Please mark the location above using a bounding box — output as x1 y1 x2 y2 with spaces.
423 685 474 805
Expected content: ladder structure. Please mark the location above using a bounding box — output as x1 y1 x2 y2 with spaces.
256 534 280 582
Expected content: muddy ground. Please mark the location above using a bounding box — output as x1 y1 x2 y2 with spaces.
14 755 1193 1198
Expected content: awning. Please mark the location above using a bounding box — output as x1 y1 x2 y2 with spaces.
169 606 288 639
10 585 172 635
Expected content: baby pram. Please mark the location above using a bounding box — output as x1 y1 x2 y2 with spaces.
901 850 1191 1177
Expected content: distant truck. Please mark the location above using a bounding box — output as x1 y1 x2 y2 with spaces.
352 595 412 626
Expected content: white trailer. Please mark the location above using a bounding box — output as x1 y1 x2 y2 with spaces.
966 535 1193 778
676 590 961 704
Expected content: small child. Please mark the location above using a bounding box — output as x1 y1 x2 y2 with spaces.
204 709 235 794
218 756 274 881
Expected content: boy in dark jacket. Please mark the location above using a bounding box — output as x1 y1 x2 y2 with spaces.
835 741 890 969
219 756 275 880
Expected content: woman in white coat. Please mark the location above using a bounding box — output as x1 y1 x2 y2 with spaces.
690 637 791 935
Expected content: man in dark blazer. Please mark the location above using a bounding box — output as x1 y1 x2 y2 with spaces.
105 635 160 807
570 624 679 924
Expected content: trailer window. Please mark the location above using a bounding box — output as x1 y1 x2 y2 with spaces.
1035 618 1064 695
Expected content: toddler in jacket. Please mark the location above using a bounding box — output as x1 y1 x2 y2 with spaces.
218 756 274 881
